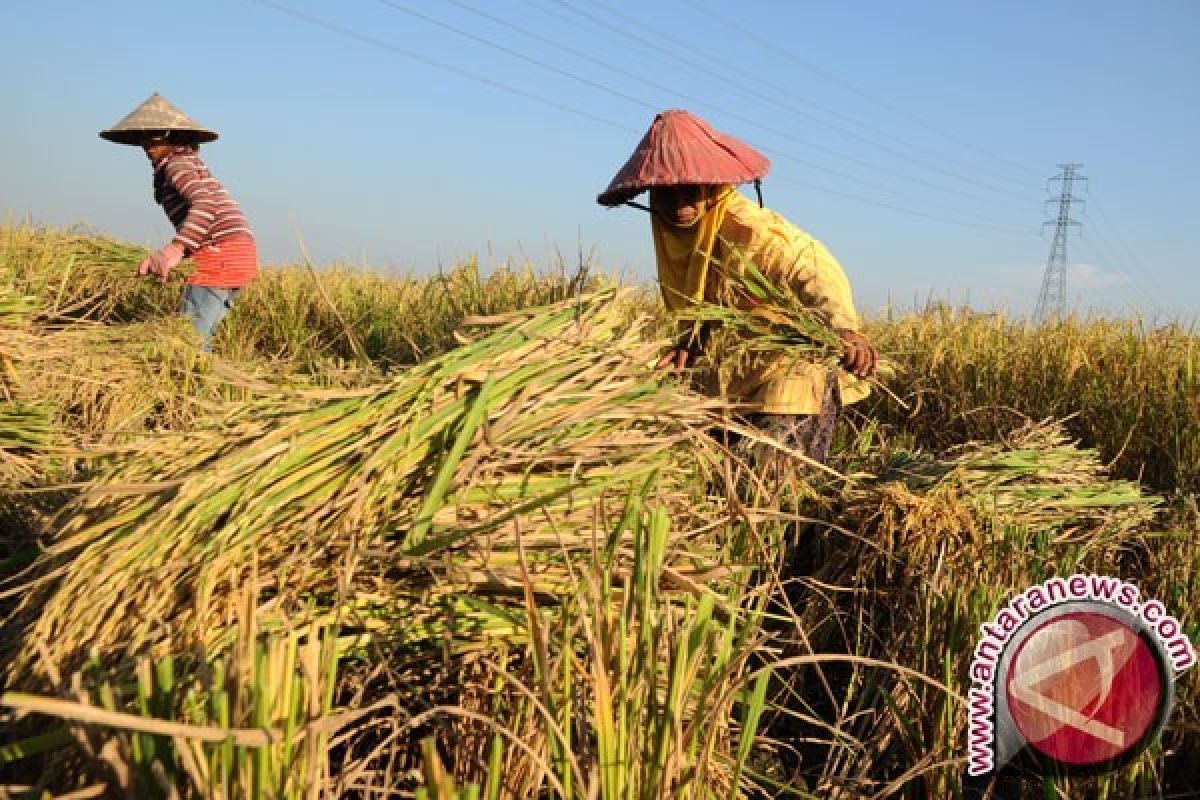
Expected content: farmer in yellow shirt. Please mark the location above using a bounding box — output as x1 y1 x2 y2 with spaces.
598 110 877 466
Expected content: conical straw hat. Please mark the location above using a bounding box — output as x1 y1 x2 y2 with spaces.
597 110 769 206
99 93 218 145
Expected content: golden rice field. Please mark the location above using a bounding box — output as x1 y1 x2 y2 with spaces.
0 221 1197 799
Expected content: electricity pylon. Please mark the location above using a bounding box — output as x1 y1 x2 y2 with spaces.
1035 164 1086 323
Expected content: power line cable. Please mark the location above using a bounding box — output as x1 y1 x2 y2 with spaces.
379 0 1035 216
373 0 658 113
1075 215 1164 316
1072 235 1160 317
770 173 1035 235
433 0 1036 224
686 0 1046 182
671 0 1040 192
254 0 1040 236
1083 198 1171 311
251 0 638 133
677 0 1042 191
769 147 1009 215
577 0 1037 203
535 0 1035 210
1081 229 1162 314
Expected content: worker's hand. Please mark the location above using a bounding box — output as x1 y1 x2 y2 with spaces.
138 243 184 282
656 348 690 372
838 330 877 378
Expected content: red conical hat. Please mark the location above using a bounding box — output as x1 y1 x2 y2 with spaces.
597 110 770 206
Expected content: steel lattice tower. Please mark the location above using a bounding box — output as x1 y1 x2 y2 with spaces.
1035 164 1086 323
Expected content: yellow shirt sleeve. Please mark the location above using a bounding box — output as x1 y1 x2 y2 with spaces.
713 193 870 413
748 212 861 332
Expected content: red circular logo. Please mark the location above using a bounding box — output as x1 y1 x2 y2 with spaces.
1005 611 1164 766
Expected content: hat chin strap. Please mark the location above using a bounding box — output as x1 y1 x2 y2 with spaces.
626 182 763 213
623 201 698 228
624 200 676 227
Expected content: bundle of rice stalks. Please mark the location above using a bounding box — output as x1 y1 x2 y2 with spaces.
670 260 838 390
2 289 788 797
0 402 56 489
1 267 40 381
0 222 177 323
0 284 38 331
6 288 735 674
391 498 776 799
667 259 894 414
0 398 59 584
864 305 1200 494
1 270 66 500
769 420 1167 797
2 235 213 480
842 419 1159 565
14 317 214 440
5 314 373 456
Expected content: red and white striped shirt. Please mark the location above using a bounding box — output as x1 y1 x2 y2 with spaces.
153 147 257 287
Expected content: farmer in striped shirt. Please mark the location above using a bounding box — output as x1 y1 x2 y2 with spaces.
101 93 257 349
599 110 877 468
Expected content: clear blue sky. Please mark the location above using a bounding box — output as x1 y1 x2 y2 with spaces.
3 1 1197 318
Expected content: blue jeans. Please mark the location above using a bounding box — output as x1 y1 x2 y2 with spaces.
181 285 241 350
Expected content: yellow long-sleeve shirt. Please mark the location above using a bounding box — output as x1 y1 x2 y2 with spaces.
655 189 869 415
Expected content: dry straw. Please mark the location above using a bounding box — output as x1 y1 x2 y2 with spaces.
1 222 1191 797
3 287 783 797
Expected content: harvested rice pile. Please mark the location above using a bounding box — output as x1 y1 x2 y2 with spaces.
0 280 53 489
766 420 1167 796
2 289 773 796
844 419 1158 556
9 289 734 674
0 232 1183 797
0 224 175 323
